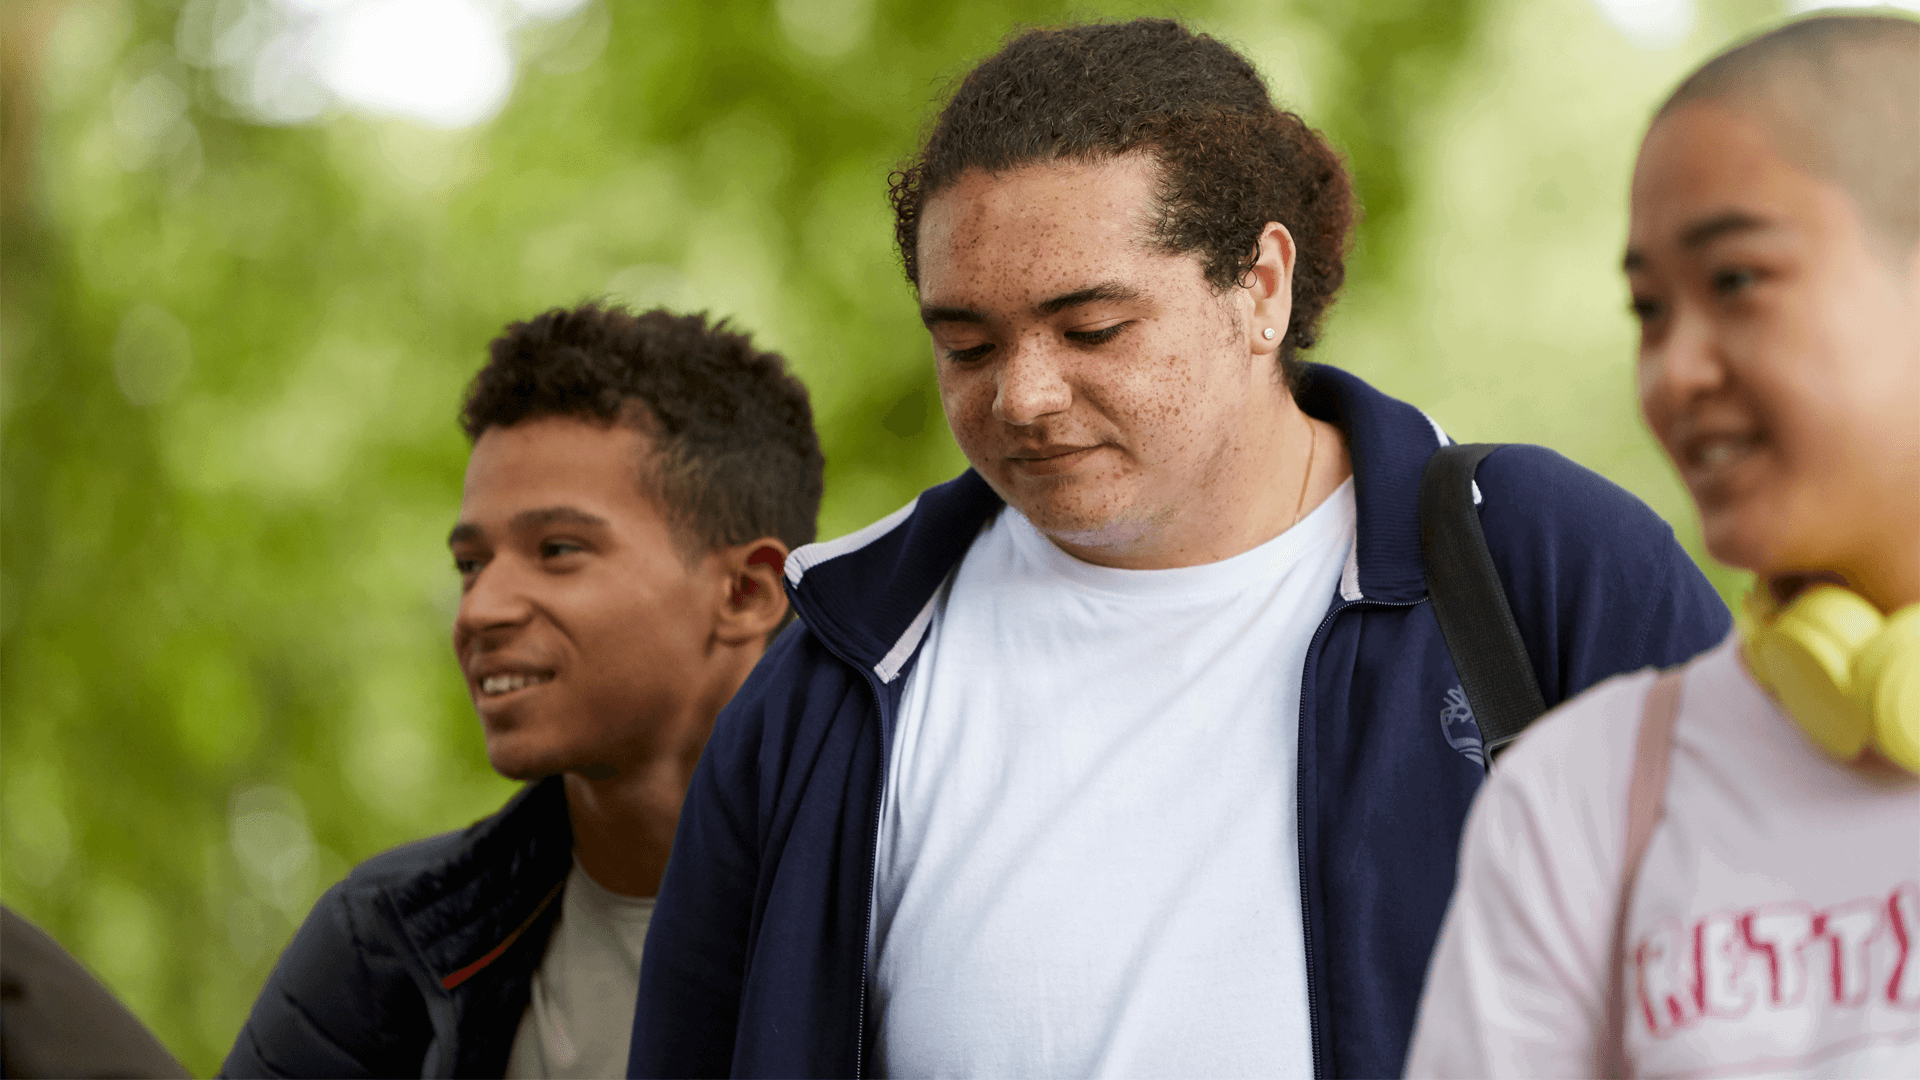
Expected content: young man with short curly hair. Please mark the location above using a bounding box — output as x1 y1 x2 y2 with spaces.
223 304 824 1078
633 20 1731 1079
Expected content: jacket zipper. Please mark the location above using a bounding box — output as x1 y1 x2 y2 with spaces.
792 568 942 1080
853 667 891 1080
788 595 894 1080
1296 595 1421 1080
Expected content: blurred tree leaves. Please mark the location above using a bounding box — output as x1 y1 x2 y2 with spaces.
3 0 1782 1071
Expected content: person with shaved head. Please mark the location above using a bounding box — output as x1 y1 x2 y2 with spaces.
1407 14 1919 1077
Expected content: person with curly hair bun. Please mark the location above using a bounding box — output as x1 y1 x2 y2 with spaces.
632 19 1729 1079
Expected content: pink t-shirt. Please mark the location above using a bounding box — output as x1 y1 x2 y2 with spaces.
1406 633 1920 1078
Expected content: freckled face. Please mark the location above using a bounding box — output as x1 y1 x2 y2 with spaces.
1628 102 1919 579
449 417 719 781
917 156 1270 553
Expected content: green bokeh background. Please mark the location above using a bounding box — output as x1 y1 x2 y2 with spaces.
1 0 1805 1071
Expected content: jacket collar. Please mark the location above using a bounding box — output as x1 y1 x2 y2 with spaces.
1293 364 1450 604
784 364 1449 681
381 775 575 993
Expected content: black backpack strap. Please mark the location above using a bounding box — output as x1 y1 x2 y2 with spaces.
1419 443 1547 764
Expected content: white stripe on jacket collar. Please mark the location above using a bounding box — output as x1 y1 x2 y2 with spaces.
784 495 938 683
791 407 1485 674
1417 409 1482 507
785 495 921 587
1340 544 1363 602
875 584 943 683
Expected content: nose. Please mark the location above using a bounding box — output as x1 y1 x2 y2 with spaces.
1638 305 1726 421
992 338 1072 426
452 559 533 656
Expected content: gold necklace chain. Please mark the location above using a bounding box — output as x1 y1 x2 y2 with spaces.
1291 420 1318 529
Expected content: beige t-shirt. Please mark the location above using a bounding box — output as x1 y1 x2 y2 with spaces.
1407 633 1920 1078
505 860 655 1079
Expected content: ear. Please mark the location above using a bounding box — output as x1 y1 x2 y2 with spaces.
1244 221 1298 360
712 538 791 647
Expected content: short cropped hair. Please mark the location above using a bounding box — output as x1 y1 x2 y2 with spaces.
462 303 825 557
889 18 1356 386
1660 14 1919 263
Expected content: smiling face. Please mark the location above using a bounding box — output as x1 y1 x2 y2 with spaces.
449 416 723 781
918 154 1303 567
1628 100 1920 598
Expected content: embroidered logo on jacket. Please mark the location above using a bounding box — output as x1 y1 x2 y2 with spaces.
1440 685 1484 766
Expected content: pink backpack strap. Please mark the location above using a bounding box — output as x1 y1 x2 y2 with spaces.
1599 669 1684 1078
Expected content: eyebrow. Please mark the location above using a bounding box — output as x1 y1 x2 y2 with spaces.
919 281 1144 327
447 506 611 546
1624 210 1778 272
1037 282 1142 316
919 303 985 327
1681 210 1774 250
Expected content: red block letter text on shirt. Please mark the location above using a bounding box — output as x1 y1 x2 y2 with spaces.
1891 881 1920 1009
1637 920 1702 1036
1744 906 1816 1008
1695 910 1754 1019
1815 900 1881 1007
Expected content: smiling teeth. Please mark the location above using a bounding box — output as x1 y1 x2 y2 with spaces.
481 673 551 696
1700 442 1736 466
1696 437 1753 468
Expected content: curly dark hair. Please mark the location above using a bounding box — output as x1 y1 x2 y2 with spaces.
462 303 825 557
889 18 1357 386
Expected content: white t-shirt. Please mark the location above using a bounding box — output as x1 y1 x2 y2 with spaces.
505 860 655 1079
1406 633 1920 1079
871 480 1357 1079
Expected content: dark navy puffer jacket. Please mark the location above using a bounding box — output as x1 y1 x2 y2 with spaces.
223 777 572 1078
628 364 1732 1080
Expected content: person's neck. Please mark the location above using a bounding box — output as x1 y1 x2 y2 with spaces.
562 651 757 897
1855 543 1920 614
1049 393 1352 570
1850 494 1920 612
562 764 687 898
1764 539 1920 615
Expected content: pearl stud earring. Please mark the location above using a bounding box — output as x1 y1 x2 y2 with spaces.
1262 327 1276 340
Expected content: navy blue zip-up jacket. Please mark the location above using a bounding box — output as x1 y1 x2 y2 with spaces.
629 365 1731 1079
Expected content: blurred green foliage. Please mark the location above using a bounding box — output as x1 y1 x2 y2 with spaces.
2 0 1789 1072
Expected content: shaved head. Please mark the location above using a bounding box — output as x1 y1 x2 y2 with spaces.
1658 14 1919 265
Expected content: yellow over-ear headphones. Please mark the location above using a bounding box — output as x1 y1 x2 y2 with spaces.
1742 584 1920 774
